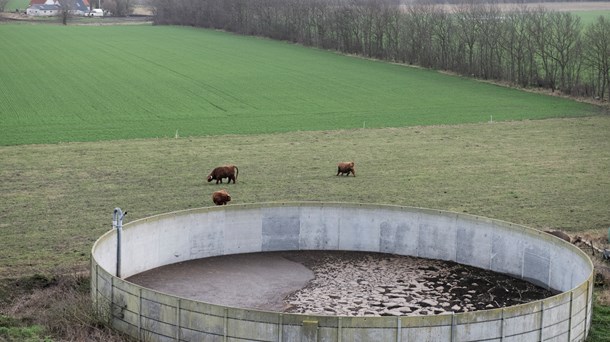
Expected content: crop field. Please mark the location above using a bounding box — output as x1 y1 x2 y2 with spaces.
0 24 602 146
575 10 610 24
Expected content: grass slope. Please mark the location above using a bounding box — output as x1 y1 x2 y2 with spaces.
0 24 601 146
0 116 608 277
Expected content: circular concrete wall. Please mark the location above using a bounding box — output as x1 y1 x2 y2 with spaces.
91 202 594 341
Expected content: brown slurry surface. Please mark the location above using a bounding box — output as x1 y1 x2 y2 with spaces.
128 250 556 316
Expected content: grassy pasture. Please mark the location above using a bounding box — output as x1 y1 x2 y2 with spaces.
574 10 610 24
0 116 608 277
3 0 28 12
0 24 601 146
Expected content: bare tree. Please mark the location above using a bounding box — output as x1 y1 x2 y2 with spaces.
547 12 583 94
430 6 454 70
58 0 77 25
583 16 610 100
453 3 482 76
103 0 133 16
0 0 10 12
498 6 535 86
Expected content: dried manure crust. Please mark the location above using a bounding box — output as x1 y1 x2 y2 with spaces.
128 250 556 317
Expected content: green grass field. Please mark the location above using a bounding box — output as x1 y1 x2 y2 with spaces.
575 10 610 25
0 24 601 146
3 0 28 12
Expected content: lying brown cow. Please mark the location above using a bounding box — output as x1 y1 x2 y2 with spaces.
337 161 355 177
212 189 231 205
207 165 238 184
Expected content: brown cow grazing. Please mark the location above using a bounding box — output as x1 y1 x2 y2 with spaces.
337 161 355 177
212 189 231 205
207 165 239 184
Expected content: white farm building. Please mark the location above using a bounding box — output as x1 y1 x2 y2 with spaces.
26 0 91 17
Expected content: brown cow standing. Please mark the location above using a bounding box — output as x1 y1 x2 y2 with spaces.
337 161 355 177
212 189 231 205
207 165 239 184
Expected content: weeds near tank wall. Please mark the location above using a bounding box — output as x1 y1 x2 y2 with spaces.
0 272 133 342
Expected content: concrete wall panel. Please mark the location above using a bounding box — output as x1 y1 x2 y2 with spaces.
180 328 223 342
502 303 542 338
337 207 381 252
299 206 340 250
379 210 419 255
223 209 262 255
490 225 525 278
417 211 457 261
189 210 225 260
262 206 300 252
502 329 539 342
456 218 492 269
180 310 224 335
226 318 278 340
523 241 552 287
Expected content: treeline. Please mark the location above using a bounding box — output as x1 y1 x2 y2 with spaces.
407 0 606 4
151 0 610 101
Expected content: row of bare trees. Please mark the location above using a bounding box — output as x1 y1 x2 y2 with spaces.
151 0 610 101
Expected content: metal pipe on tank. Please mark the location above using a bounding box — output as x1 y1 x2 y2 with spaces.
112 208 126 278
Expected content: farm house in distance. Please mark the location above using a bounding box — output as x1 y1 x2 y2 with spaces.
26 0 91 16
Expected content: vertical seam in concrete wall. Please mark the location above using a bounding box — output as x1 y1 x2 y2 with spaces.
453 216 458 264
94 264 99 316
338 316 342 342
337 215 341 249
396 316 401 342
521 248 525 280
223 307 228 342
450 313 456 342
500 308 505 341
548 258 552 290
584 279 590 339
176 298 181 341
138 287 142 340
278 313 283 342
539 301 545 342
110 276 114 326
568 291 574 341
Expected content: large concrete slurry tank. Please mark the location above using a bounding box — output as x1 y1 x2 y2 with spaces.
91 202 594 341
